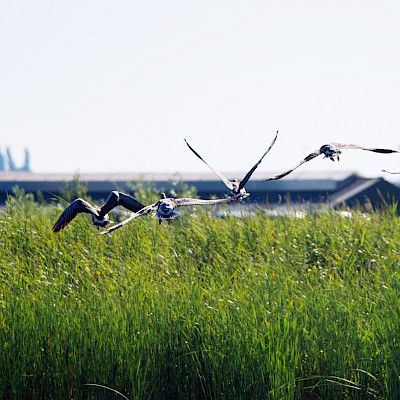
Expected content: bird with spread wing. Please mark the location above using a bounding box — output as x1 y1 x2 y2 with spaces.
100 192 241 234
185 131 278 198
266 142 399 181
53 191 145 232
382 169 400 175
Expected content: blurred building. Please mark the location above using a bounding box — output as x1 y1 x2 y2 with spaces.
0 147 31 172
0 170 399 213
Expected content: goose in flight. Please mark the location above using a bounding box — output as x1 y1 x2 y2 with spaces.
184 131 278 198
266 142 399 181
382 169 400 175
100 192 241 234
53 191 145 232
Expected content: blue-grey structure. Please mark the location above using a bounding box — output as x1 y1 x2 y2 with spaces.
0 147 31 172
0 171 399 213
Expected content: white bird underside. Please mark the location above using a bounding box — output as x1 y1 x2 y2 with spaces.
100 195 240 235
266 142 399 181
184 131 278 194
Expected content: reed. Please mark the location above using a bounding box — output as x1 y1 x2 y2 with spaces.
1 192 399 399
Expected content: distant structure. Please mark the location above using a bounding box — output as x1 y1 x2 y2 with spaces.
0 151 4 172
22 148 31 172
0 171 399 214
0 147 31 172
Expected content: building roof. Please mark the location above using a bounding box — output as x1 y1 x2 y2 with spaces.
0 171 398 212
0 170 358 182
328 177 400 209
0 170 360 193
328 178 381 207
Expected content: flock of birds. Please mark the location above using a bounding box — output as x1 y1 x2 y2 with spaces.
53 134 400 234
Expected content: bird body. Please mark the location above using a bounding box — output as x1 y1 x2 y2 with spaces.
184 131 278 198
266 142 399 181
53 191 145 232
154 198 180 220
92 213 112 227
101 192 241 234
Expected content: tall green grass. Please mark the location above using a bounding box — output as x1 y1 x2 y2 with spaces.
1 192 400 399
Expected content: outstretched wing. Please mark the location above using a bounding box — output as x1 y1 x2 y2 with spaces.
265 149 322 181
99 191 146 217
53 198 99 232
332 143 399 154
100 203 157 235
382 169 400 174
118 192 146 212
184 138 235 190
174 195 239 208
238 130 278 191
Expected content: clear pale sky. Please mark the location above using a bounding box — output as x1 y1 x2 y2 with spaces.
1 1 400 177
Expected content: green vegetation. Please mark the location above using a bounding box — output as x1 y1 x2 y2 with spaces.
1 191 400 399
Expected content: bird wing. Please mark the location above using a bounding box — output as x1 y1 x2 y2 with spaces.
99 191 146 217
184 138 235 190
118 192 146 212
238 130 278 191
332 143 399 154
174 195 239 208
382 169 400 174
265 149 322 181
100 203 157 235
53 198 99 232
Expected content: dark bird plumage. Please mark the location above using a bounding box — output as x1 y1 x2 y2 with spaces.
185 131 278 197
52 191 145 232
266 142 399 181
100 192 241 234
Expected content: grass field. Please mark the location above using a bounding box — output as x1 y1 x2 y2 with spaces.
1 190 400 399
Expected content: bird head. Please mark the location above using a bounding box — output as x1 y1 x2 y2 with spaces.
92 214 114 228
320 144 341 161
230 179 240 189
157 201 174 217
229 188 249 201
229 180 249 200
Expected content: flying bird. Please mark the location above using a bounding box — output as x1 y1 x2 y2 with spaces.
184 131 278 198
382 169 400 175
266 142 399 181
53 191 145 232
100 192 240 234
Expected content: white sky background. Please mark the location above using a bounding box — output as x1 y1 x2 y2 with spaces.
1 1 400 178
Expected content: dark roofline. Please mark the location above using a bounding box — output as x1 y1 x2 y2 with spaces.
328 178 382 207
0 171 364 194
0 170 360 181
